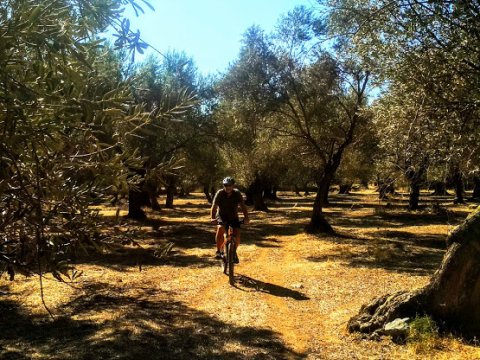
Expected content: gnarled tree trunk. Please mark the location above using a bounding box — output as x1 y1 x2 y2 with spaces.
306 169 335 234
246 175 268 211
306 71 369 234
348 207 480 338
405 160 428 211
306 186 334 234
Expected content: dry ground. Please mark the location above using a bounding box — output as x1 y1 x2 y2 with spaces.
1 191 480 359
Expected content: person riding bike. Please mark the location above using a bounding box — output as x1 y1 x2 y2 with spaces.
210 177 249 263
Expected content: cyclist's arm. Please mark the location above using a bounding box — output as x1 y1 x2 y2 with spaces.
210 204 218 222
240 200 249 224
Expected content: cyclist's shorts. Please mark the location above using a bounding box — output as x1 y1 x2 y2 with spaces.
217 218 241 229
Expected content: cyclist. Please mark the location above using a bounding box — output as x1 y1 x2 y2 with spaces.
210 177 249 263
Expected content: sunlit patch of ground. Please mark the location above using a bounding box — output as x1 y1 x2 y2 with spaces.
1 191 480 359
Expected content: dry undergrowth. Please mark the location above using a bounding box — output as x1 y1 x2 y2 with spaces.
1 191 479 359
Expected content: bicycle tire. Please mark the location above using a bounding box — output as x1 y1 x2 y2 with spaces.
223 242 229 275
228 238 235 284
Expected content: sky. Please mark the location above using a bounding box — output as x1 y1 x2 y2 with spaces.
122 0 316 75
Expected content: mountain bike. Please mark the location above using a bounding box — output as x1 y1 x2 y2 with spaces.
220 220 243 285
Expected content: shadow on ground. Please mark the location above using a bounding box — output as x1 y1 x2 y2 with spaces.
81 193 468 274
0 282 305 360
235 275 310 300
307 230 445 276
332 209 465 229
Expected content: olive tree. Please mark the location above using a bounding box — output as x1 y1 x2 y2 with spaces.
325 0 480 206
323 0 480 337
126 51 198 216
216 26 283 211
0 0 161 280
267 6 370 233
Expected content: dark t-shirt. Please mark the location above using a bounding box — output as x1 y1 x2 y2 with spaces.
213 189 244 221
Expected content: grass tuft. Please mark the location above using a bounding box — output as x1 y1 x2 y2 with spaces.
407 316 443 354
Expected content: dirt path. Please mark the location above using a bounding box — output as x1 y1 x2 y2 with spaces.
2 193 480 359
151 200 421 359
184 229 313 356
151 195 479 359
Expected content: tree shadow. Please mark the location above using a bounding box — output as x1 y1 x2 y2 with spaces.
88 194 468 272
265 209 311 223
159 223 215 250
247 237 282 249
348 249 443 275
245 223 303 239
235 275 310 301
272 197 314 206
0 283 306 360
332 210 466 229
170 201 211 211
374 230 447 250
307 248 443 276
306 232 445 276
79 246 216 270
76 213 295 270
160 250 217 268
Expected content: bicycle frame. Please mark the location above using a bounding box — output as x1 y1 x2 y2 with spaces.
219 220 242 285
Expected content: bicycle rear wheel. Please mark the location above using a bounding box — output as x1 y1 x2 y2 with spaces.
228 240 235 284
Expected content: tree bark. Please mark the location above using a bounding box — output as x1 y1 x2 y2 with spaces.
149 193 162 211
405 160 428 211
163 174 177 209
305 184 334 234
127 187 148 219
453 168 465 204
348 206 480 338
247 175 269 211
321 180 331 206
263 183 279 200
471 176 480 201
203 184 213 203
360 179 369 189
253 192 268 211
339 183 353 195
178 187 187 198
378 182 395 200
409 181 421 211
165 185 175 208
306 170 335 234
294 185 302 197
306 71 369 233
430 181 448 196
307 123 356 232
143 177 161 211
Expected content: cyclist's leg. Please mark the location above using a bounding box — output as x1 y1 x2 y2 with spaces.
233 228 240 248
231 219 241 248
216 225 226 252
